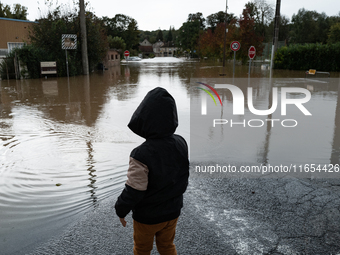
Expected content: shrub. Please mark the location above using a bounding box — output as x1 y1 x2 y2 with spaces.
274 43 340 71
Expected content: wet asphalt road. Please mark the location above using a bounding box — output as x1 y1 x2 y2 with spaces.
27 176 340 255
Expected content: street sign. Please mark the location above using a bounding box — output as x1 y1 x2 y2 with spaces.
230 41 241 52
40 62 57 75
62 34 77 50
124 50 130 57
248 46 256 59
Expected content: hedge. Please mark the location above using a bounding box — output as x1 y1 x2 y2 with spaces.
274 43 340 72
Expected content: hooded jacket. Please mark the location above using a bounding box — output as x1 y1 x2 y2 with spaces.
115 87 189 224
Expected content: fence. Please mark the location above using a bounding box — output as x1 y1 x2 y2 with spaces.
257 41 286 61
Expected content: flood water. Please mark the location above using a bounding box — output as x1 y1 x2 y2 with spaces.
0 58 339 253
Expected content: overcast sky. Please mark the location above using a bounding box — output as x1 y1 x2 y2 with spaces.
3 0 340 31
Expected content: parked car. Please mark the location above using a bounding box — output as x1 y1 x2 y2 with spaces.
127 56 142 61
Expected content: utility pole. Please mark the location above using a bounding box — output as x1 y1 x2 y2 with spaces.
270 0 281 70
222 0 228 68
80 0 89 75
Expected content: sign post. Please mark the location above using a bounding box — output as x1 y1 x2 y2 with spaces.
230 41 241 77
62 34 77 78
124 50 130 62
248 46 256 75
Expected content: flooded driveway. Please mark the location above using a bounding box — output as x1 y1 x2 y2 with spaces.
1 58 340 254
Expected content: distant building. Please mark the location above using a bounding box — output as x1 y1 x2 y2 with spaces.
139 39 178 57
139 39 154 57
152 40 164 57
160 42 177 57
103 49 120 67
152 40 178 57
0 17 37 58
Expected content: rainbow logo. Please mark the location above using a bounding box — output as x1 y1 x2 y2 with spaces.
196 82 223 106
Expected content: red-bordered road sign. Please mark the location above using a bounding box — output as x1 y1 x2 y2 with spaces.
230 41 241 52
124 50 130 57
248 46 256 59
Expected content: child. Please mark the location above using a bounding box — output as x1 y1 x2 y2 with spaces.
115 87 189 255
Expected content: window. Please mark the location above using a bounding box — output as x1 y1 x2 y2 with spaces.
7 42 25 53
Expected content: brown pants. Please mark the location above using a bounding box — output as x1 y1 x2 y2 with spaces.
133 218 178 255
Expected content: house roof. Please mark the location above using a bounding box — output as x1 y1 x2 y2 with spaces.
139 39 152 46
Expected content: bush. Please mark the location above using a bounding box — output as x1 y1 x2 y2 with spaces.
14 44 49 79
274 43 340 72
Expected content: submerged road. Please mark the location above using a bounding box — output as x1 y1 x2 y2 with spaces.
28 177 340 255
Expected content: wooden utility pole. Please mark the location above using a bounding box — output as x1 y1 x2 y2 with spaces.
80 0 89 75
270 0 281 69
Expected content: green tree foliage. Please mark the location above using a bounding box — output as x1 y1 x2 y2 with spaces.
13 44 48 79
274 43 340 71
102 14 139 50
290 8 330 44
328 23 340 44
187 12 205 30
0 2 27 20
206 11 236 32
23 7 107 77
156 29 163 41
107 35 126 50
178 13 205 53
12 4 28 20
139 30 157 43
166 26 173 42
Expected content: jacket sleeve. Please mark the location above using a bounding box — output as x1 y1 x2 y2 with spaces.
115 157 149 218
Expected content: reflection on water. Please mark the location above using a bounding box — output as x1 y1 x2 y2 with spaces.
0 58 339 253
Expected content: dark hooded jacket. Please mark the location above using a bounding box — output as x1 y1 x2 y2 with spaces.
115 87 189 224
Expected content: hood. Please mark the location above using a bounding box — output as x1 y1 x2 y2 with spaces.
128 87 178 139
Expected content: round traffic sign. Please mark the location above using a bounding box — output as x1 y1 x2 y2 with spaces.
230 41 241 52
248 46 256 59
124 50 130 57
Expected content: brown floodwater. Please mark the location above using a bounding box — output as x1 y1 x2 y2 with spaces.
0 58 339 253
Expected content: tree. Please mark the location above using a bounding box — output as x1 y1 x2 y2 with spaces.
198 19 238 59
187 12 205 30
11 4 28 20
156 29 163 41
238 6 264 62
166 26 173 42
290 8 331 44
206 11 236 32
178 13 206 54
102 14 139 50
108 35 126 50
328 23 340 44
245 0 274 41
0 2 27 20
